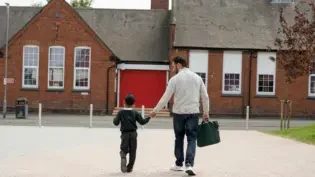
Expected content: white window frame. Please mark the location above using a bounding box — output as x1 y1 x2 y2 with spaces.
73 46 91 90
256 52 277 96
271 0 295 3
309 74 315 97
48 46 65 89
188 50 209 88
222 51 242 95
22 45 40 89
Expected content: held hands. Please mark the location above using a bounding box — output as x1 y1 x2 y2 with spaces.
149 111 156 118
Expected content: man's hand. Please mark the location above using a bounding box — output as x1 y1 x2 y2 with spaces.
203 114 209 122
149 111 156 118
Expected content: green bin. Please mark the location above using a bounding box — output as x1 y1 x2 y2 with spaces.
15 98 28 119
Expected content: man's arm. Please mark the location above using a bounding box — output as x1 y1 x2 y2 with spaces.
113 111 121 126
200 78 210 116
136 111 151 125
152 77 175 113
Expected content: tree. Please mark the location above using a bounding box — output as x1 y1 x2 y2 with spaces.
71 0 93 8
274 0 315 84
31 0 93 8
271 0 315 129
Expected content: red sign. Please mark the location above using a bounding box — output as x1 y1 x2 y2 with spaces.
4 78 15 84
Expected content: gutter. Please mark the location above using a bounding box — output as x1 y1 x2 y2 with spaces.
105 55 121 115
247 51 256 117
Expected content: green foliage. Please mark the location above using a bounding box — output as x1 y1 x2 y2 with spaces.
274 0 315 83
31 0 93 8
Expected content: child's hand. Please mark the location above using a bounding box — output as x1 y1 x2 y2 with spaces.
149 111 156 118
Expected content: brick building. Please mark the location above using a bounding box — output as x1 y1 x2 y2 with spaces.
0 0 314 117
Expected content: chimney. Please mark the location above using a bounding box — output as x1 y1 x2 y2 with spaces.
151 0 169 10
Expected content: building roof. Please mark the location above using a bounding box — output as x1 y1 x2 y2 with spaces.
173 0 300 50
0 6 170 62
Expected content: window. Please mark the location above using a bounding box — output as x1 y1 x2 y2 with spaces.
258 74 274 92
222 51 242 94
271 0 295 3
189 50 208 87
256 52 276 95
196 72 206 84
309 75 315 96
309 62 315 97
48 46 65 89
22 45 39 88
74 47 91 90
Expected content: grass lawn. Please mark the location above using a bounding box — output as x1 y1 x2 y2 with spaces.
263 124 315 145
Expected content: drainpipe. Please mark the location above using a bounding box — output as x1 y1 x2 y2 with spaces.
106 55 121 115
247 51 255 117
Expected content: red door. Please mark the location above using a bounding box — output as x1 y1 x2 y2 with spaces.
119 70 167 108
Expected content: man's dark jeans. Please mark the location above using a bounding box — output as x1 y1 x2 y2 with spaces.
173 113 199 167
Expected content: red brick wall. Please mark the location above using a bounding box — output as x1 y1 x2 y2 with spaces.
151 0 169 9
168 49 315 117
0 0 116 113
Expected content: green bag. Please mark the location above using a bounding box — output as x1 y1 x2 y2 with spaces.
197 120 221 147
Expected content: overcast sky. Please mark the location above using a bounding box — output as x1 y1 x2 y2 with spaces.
0 0 172 9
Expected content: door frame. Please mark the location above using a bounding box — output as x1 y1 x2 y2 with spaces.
116 63 170 108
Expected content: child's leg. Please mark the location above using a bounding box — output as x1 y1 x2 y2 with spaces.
127 132 137 171
120 133 130 173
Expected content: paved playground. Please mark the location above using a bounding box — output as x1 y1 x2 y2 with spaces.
0 126 314 177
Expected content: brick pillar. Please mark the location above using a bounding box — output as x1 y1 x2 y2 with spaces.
151 0 169 9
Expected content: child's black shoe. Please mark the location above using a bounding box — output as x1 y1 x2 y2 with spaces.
127 167 133 173
120 151 127 173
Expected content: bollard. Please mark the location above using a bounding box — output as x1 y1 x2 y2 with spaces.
38 103 42 127
89 104 93 128
246 106 249 130
141 105 144 129
280 100 284 130
287 100 292 129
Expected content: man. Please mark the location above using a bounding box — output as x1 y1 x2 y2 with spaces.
149 56 209 176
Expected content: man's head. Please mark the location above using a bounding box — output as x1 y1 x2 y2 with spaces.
172 56 187 73
124 93 136 107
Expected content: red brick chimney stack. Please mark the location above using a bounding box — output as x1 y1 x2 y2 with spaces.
151 0 169 9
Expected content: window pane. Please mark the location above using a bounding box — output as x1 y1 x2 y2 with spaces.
23 46 39 67
263 75 269 80
258 74 274 93
311 82 315 93
75 48 90 68
311 76 315 82
24 68 37 86
49 47 64 67
49 68 64 87
224 73 240 92
75 69 89 87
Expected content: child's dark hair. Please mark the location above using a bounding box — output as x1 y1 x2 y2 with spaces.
173 56 188 67
125 93 135 106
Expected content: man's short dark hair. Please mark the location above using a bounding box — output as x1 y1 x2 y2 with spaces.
172 56 188 67
125 93 136 106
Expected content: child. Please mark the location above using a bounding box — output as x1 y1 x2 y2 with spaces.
113 93 151 173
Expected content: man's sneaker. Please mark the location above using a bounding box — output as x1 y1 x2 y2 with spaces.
185 164 196 176
120 151 127 173
170 164 184 171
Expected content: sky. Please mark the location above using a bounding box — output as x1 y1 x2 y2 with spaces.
0 0 172 9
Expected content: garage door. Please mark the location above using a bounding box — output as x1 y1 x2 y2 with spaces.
119 70 167 108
